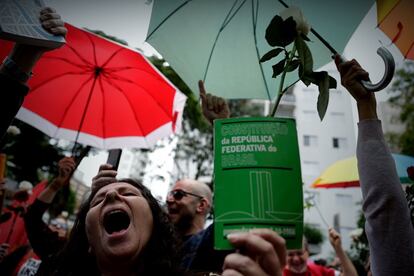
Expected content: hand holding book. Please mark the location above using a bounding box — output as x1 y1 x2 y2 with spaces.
1 7 67 83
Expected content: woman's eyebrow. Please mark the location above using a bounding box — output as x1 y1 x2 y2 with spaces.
118 186 140 194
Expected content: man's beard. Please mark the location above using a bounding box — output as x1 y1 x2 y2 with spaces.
174 211 195 236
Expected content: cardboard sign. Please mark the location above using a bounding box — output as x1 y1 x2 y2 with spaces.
214 117 303 249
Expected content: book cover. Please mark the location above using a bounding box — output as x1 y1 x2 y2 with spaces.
0 0 65 48
214 117 303 250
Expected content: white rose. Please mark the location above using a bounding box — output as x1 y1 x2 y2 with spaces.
7 126 21 136
280 6 311 36
19 180 33 192
349 228 363 238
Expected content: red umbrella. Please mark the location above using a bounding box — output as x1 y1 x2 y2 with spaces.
0 24 186 149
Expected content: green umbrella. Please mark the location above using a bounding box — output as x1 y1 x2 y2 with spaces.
147 0 374 100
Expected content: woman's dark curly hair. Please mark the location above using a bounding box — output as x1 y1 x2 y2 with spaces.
44 178 183 276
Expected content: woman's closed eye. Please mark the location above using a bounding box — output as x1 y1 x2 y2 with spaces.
90 197 104 207
123 192 138 197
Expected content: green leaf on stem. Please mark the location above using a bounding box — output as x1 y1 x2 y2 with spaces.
286 59 300 72
317 72 330 120
328 75 337 89
272 58 286 78
300 69 315 86
295 37 313 76
260 48 284 63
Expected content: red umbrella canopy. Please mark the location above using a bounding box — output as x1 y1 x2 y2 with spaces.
0 24 186 149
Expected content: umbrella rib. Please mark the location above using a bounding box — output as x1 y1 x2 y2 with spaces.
377 2 399 26
101 74 148 143
101 48 125 68
42 56 90 69
203 0 247 82
85 33 99 66
66 44 94 67
221 0 247 30
56 74 95 132
98 77 107 141
146 0 193 40
104 73 172 119
251 0 271 100
105 66 164 82
404 41 414 59
30 71 89 93
74 76 99 145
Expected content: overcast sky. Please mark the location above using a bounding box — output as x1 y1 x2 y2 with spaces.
47 0 154 53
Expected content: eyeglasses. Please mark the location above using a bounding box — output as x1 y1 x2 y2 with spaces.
50 220 68 230
168 189 203 201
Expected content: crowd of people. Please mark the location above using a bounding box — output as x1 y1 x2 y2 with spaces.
0 6 413 276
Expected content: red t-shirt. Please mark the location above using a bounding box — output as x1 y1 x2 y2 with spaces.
283 263 335 276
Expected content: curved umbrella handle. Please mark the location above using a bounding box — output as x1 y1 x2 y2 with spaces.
361 46 395 92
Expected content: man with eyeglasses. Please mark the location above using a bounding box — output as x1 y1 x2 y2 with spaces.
166 179 212 237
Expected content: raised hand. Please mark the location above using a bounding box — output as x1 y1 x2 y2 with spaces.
199 80 230 125
49 157 76 191
91 164 118 192
6 7 68 83
328 227 341 250
39 7 67 40
334 56 377 121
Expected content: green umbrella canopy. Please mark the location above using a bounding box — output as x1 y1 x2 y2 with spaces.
147 0 374 100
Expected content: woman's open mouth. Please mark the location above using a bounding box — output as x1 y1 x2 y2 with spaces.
103 209 131 235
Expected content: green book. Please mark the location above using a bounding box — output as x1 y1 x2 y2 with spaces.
214 117 303 250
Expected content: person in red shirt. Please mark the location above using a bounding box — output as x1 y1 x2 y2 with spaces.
284 228 357 276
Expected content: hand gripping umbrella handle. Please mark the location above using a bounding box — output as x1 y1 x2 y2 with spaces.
339 46 395 92
361 46 395 92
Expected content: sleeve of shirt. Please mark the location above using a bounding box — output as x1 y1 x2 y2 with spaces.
0 73 29 139
23 199 63 260
357 119 414 276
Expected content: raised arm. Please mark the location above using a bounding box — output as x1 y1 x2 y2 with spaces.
335 56 414 276
24 157 75 259
0 7 67 139
328 228 357 276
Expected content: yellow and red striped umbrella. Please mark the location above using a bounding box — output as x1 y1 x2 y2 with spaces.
312 157 360 189
312 153 414 188
377 0 414 59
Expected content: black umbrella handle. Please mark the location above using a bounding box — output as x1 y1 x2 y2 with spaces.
337 46 395 92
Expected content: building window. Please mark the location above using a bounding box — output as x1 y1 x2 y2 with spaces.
304 135 318 147
332 137 347 149
331 111 345 121
335 194 353 206
302 161 319 175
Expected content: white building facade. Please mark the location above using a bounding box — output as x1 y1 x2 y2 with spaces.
290 65 363 259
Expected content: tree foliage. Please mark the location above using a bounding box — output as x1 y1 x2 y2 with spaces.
303 223 324 245
0 121 66 184
348 210 369 274
148 56 212 180
387 61 414 156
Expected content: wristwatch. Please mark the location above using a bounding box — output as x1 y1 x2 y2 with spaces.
1 56 33 83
